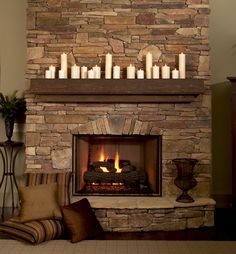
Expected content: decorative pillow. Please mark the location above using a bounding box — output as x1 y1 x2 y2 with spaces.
0 219 64 244
62 198 104 243
17 183 62 223
25 172 72 206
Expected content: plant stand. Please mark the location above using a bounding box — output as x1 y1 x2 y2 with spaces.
0 141 24 220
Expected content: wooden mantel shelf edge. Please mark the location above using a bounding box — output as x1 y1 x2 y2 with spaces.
27 79 204 103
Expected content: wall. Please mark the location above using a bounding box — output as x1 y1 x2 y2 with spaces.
0 0 27 204
209 0 236 206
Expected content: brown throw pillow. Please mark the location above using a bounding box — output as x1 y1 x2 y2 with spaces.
17 183 62 223
62 198 104 243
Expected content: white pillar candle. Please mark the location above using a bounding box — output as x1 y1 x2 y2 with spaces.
172 68 179 79
71 64 80 79
127 64 135 79
152 65 160 79
137 69 144 79
49 65 56 78
59 69 66 79
60 53 68 78
105 53 112 79
45 70 52 79
179 52 186 79
81 66 88 79
113 65 120 79
93 65 101 79
161 64 170 79
88 69 94 79
146 52 153 79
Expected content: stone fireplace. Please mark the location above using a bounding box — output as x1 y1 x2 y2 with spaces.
25 0 214 231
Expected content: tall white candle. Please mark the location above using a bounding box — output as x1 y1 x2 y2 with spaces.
93 65 101 79
113 65 120 79
179 52 186 79
172 68 179 79
137 69 144 79
152 65 160 79
105 53 112 79
71 64 80 79
81 66 88 79
45 70 52 79
61 53 68 78
161 64 170 79
127 64 135 79
88 69 94 79
59 69 66 79
146 52 153 79
49 65 56 78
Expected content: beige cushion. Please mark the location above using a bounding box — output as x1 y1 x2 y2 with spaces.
17 183 62 223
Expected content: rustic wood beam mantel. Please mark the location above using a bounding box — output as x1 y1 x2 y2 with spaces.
28 79 204 103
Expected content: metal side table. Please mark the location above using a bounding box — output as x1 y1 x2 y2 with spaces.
0 141 24 220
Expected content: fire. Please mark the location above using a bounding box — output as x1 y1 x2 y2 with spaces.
115 150 122 173
99 146 105 162
99 146 109 172
98 147 122 173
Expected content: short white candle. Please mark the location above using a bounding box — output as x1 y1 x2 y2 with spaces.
60 53 68 78
127 64 135 79
93 65 101 79
179 52 186 79
71 64 80 79
59 69 66 79
113 65 120 79
152 65 160 79
146 52 153 79
161 64 170 79
45 70 52 79
49 65 56 78
137 69 144 79
88 69 94 79
81 66 88 79
105 53 112 79
172 68 179 79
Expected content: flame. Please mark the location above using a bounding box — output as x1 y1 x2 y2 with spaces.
115 150 122 173
100 166 109 173
99 146 105 162
99 146 109 172
98 146 122 173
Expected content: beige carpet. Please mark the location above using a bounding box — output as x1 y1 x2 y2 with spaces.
1 240 236 254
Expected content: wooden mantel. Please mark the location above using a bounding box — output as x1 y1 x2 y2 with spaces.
28 79 204 103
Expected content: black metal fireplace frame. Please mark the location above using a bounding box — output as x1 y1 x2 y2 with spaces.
72 134 162 197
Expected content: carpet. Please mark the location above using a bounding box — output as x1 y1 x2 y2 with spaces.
0 240 236 254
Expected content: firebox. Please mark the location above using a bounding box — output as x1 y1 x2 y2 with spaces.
72 135 162 196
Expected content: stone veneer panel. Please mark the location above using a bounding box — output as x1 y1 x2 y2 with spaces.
26 0 210 81
25 100 211 198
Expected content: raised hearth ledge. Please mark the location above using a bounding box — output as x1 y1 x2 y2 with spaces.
28 79 204 103
70 197 215 231
71 196 215 209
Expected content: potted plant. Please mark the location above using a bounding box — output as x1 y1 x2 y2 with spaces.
0 90 26 142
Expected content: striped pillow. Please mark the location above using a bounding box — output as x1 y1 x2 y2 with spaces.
25 172 71 206
0 219 64 244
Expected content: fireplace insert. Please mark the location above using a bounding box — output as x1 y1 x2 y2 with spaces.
72 135 162 196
